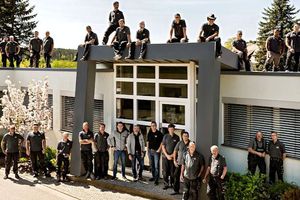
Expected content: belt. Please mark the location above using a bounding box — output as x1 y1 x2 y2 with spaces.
270 157 282 161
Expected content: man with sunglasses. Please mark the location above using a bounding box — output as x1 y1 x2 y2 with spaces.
167 13 188 43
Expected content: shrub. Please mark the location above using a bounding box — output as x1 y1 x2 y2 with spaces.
269 181 297 200
282 188 300 200
44 146 57 171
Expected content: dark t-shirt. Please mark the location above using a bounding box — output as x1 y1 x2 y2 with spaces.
268 140 286 159
109 10 124 26
94 132 109 152
172 19 186 39
136 28 150 42
248 138 266 153
115 26 130 42
286 31 300 52
0 41 7 53
183 151 204 180
232 39 247 52
85 31 99 45
174 140 190 165
162 133 180 156
134 133 141 153
6 41 19 54
30 38 43 52
201 23 219 38
43 36 54 53
2 133 24 153
27 132 45 152
57 139 73 155
147 129 163 150
266 36 284 54
79 130 94 151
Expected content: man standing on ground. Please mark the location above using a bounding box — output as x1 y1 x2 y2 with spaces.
79 122 95 179
0 36 8 67
56 132 72 182
147 121 163 185
167 13 188 43
247 131 266 175
111 19 131 60
232 30 251 71
268 131 286 184
26 123 50 178
161 123 180 190
5 36 20 68
29 31 43 68
1 125 24 179
94 123 110 180
172 131 190 195
285 23 300 72
43 31 54 68
102 1 124 45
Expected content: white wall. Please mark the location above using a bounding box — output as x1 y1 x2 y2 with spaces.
220 74 300 185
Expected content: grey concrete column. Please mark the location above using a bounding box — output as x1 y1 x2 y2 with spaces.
70 60 96 176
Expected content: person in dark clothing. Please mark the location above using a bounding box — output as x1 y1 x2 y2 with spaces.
198 14 222 57
26 123 50 178
162 123 180 190
247 131 266 175
126 21 150 59
111 19 131 60
5 36 20 68
232 30 251 71
74 26 99 61
264 28 285 71
94 123 110 180
203 145 227 200
102 1 125 45
43 31 54 68
29 31 43 68
167 13 188 43
180 142 205 200
56 132 73 182
147 121 163 185
172 131 190 195
1 125 24 179
285 23 300 72
79 122 95 179
0 36 8 67
268 131 286 184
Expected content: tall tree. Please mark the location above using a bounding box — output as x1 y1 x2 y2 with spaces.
255 0 299 71
0 0 37 45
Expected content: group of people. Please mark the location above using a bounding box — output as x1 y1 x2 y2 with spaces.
75 1 222 62
0 31 54 68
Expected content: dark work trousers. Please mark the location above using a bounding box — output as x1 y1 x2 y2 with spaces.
56 154 69 178
248 155 266 175
127 41 148 59
5 152 19 175
113 41 128 56
82 44 91 59
162 157 175 187
81 150 93 174
148 150 160 182
44 53 52 68
183 178 199 200
94 151 109 178
8 53 19 68
131 152 144 179
238 52 251 71
1 53 7 67
173 165 181 192
30 51 41 68
30 151 47 175
102 24 118 45
269 158 284 184
285 51 300 72
167 37 188 43
200 36 222 57
207 175 226 200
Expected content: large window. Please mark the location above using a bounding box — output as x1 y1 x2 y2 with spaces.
116 98 133 120
224 103 300 159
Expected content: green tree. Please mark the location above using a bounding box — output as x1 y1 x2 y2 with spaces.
224 37 235 50
255 0 299 71
0 0 37 45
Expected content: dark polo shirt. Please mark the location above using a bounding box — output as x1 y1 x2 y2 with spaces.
94 132 109 152
85 31 99 45
6 41 19 54
232 39 247 52
79 130 94 151
109 9 124 26
147 129 163 151
172 19 187 39
183 151 205 180
29 37 43 52
266 36 284 54
115 26 130 42
286 31 300 52
201 23 219 38
174 140 190 165
2 132 24 153
137 28 150 42
43 36 54 53
162 133 180 156
208 154 227 177
268 139 286 159
0 41 7 53
57 139 73 155
27 131 45 152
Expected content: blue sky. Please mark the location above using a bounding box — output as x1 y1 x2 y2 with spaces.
29 0 300 49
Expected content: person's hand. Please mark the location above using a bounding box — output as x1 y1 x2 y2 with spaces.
6 54 9 57
205 37 210 42
167 155 173 160
220 175 225 180
156 149 160 153
129 154 132 161
202 178 207 184
126 43 131 48
4 149 7 155
174 161 179 168
289 48 295 53
42 149 46 154
111 147 116 151
180 175 184 183
26 150 30 156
